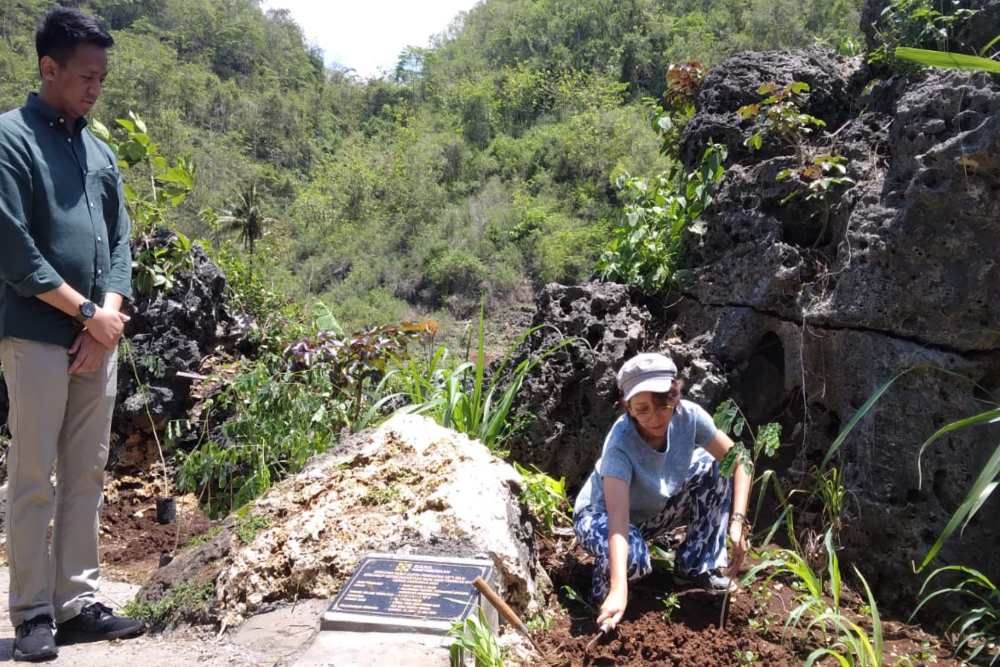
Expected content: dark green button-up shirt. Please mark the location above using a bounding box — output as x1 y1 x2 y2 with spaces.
0 93 132 348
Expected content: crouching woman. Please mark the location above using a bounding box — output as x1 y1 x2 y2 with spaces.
573 352 751 629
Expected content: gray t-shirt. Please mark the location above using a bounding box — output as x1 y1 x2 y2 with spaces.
573 400 718 524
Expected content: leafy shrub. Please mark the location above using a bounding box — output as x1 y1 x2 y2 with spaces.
132 229 195 297
776 154 855 206
657 61 707 155
737 81 825 161
91 112 194 233
178 321 423 515
869 0 979 70
598 142 727 292
176 358 342 515
514 462 571 532
425 248 489 299
714 399 784 533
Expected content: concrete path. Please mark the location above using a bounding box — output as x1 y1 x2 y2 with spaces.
0 567 330 665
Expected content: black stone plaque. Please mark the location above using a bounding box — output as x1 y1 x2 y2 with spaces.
327 554 492 627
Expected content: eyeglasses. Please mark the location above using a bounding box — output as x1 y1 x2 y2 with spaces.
630 403 674 422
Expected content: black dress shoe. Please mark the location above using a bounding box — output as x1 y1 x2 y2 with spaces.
56 602 145 644
13 614 58 662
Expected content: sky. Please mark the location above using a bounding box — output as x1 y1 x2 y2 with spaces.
260 0 482 79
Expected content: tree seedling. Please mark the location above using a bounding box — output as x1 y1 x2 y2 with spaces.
661 593 681 622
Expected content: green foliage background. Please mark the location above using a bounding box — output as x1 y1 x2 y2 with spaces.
0 0 863 331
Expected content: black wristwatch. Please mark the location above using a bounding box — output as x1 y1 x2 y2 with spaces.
77 300 97 323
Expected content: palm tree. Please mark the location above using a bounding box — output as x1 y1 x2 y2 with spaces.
217 182 276 255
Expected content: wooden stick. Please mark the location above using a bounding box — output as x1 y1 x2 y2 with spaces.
472 576 542 653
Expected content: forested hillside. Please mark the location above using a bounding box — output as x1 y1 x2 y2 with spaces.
1 0 863 329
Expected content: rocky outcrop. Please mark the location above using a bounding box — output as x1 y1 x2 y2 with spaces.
514 48 1000 609
505 282 728 489
137 414 549 628
113 230 254 470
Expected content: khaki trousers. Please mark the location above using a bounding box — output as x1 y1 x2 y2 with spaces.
0 337 116 626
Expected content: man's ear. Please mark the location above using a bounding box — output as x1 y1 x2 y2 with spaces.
39 55 59 81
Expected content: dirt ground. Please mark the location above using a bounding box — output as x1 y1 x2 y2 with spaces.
99 476 216 583
530 534 962 667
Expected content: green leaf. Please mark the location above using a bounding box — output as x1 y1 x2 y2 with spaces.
979 33 1000 57
90 119 111 143
916 406 1000 487
129 111 148 134
756 423 781 458
123 141 147 164
157 165 194 189
820 367 922 469
895 46 1000 73
854 565 883 661
826 529 841 609
917 441 1000 571
713 399 739 434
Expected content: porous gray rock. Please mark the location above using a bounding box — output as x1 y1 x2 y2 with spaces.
112 229 256 467
680 48 858 168
503 282 650 490
505 282 728 491
137 414 549 628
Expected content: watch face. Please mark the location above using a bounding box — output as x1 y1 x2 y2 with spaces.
80 301 97 319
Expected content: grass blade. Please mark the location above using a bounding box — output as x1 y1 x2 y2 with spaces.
805 648 851 666
895 46 1000 74
917 441 1000 571
826 529 841 610
821 367 921 469
854 565 882 663
916 407 1000 487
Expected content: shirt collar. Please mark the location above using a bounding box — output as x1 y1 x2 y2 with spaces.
25 93 89 132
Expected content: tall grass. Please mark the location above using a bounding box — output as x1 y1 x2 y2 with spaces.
911 565 999 664
400 305 574 453
743 530 886 666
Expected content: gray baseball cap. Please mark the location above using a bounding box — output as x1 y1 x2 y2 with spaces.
616 352 677 402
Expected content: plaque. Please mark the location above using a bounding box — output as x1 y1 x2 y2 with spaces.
322 553 495 635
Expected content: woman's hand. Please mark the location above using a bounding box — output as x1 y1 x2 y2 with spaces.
726 520 750 578
597 585 627 629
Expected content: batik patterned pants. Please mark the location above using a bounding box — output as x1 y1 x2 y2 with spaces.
573 449 732 602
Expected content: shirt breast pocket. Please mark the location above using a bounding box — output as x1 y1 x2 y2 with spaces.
86 165 121 222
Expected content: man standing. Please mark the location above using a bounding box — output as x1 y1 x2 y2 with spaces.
0 8 145 661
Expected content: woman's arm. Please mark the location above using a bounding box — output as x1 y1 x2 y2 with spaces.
599 476 630 628
704 430 752 574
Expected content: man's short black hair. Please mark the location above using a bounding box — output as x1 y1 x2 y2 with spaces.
36 7 114 65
